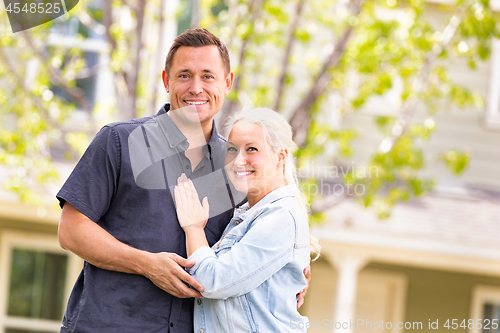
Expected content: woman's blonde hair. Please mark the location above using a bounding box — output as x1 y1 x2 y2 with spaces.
225 107 321 261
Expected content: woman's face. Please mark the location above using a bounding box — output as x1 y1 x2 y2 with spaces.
225 120 284 204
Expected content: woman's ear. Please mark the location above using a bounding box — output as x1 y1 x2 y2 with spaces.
277 148 288 167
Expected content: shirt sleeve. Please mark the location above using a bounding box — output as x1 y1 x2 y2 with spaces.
187 205 296 299
56 125 121 223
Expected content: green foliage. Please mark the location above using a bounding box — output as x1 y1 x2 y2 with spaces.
0 0 498 220
440 149 470 174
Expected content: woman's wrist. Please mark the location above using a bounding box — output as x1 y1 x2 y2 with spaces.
182 223 207 232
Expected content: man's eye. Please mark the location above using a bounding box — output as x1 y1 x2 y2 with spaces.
227 147 237 152
204 75 214 79
179 74 189 78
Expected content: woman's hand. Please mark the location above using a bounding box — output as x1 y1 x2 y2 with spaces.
174 173 209 230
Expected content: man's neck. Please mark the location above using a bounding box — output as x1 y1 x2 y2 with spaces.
167 111 212 145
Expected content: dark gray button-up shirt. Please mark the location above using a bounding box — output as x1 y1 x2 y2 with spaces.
57 104 245 333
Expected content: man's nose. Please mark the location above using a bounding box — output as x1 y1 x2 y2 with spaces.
189 77 203 95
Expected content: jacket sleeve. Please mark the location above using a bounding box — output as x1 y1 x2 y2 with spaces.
187 205 296 299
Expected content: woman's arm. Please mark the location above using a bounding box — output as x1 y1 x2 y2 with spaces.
188 205 298 299
174 174 210 256
174 175 304 300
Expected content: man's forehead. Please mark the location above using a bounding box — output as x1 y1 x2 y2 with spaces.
172 45 223 66
171 45 225 70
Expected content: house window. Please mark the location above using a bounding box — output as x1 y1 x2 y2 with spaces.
486 38 500 129
483 303 500 333
0 232 73 333
470 285 500 333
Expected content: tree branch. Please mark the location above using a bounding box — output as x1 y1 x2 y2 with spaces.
0 47 57 128
290 0 364 147
274 0 305 112
225 0 241 50
103 0 117 51
191 0 200 29
22 31 92 113
150 0 167 115
126 0 146 119
377 10 464 154
218 0 266 128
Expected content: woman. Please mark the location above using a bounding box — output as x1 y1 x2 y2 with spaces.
174 107 320 332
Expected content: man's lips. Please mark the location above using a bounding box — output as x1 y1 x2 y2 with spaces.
184 100 208 106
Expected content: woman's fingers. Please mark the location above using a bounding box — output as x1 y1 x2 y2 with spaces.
186 179 199 202
202 196 209 214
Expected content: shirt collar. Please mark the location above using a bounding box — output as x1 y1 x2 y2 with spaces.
156 103 220 157
234 185 297 221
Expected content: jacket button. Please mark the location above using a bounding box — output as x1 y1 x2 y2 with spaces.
234 220 240 226
197 299 202 305
199 329 204 333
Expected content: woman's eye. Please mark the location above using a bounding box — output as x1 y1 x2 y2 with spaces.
247 147 257 152
227 147 237 152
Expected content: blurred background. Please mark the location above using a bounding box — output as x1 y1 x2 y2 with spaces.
0 0 499 332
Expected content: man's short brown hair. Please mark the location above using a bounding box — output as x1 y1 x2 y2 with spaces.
164 28 230 76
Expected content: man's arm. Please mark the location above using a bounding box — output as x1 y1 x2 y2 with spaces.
58 202 204 298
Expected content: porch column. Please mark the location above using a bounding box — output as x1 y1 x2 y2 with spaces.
332 254 367 333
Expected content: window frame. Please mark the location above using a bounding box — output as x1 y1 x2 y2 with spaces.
485 38 500 130
469 284 500 333
0 230 80 333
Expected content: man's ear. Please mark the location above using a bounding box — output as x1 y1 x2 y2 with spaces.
162 70 170 93
225 71 234 95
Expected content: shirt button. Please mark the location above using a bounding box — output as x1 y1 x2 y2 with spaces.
197 299 202 305
170 323 174 327
199 329 204 333
185 165 190 169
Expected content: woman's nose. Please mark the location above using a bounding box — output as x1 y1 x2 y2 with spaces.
234 151 247 166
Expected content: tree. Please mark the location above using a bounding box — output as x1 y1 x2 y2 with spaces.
0 0 498 219
0 0 167 204
201 0 499 219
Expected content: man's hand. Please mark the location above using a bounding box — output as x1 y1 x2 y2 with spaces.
58 202 204 298
144 252 204 298
297 265 311 309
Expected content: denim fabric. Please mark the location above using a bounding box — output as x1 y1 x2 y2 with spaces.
187 185 310 332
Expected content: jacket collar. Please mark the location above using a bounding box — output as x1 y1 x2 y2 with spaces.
234 185 296 221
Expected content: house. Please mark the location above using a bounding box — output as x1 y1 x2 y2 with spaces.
0 0 498 332
301 1 500 332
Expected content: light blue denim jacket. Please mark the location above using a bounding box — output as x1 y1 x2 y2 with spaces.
187 185 310 333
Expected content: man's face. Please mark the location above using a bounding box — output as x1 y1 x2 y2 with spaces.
162 46 233 128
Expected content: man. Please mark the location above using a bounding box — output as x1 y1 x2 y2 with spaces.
57 29 308 333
